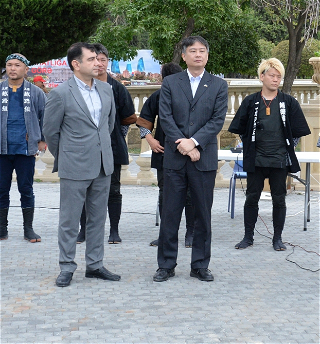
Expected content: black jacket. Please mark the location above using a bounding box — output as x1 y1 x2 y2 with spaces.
136 89 165 170
228 91 311 173
107 74 136 165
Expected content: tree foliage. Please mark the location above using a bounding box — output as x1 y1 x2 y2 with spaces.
92 0 261 75
272 39 320 78
0 0 107 67
251 0 320 93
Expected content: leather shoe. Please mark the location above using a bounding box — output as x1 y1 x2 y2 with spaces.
56 271 73 287
76 231 85 244
153 268 175 282
190 268 214 281
85 266 121 281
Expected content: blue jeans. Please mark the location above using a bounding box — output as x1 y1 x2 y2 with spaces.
0 155 35 208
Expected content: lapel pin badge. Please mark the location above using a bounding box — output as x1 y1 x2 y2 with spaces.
204 84 208 87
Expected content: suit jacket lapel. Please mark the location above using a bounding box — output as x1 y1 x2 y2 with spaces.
191 71 212 107
178 71 193 105
68 76 97 127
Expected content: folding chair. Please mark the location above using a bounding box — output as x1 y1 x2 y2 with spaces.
228 160 247 219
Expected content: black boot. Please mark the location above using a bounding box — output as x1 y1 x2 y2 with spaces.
272 207 287 251
22 208 41 243
235 207 258 249
184 203 194 248
108 203 122 244
77 204 86 244
0 208 9 240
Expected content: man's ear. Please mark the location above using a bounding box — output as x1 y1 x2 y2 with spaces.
72 60 80 71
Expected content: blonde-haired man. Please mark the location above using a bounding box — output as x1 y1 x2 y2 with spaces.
228 58 310 251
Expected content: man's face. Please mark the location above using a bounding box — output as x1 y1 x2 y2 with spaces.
6 59 28 82
34 81 45 89
96 53 109 77
260 67 282 92
72 48 100 78
181 41 208 70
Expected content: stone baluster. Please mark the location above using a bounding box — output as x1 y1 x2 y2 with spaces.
40 150 59 181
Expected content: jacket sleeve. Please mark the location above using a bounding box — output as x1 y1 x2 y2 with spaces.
159 77 186 150
43 89 64 158
287 96 311 138
36 89 46 142
118 84 137 125
136 90 159 131
228 96 251 135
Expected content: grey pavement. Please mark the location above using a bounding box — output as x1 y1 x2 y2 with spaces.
1 173 319 343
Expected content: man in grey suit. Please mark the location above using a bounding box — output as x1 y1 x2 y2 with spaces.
43 42 120 287
153 36 228 282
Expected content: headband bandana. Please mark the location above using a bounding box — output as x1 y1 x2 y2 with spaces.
5 54 30 66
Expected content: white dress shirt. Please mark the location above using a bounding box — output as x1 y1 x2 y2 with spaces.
74 75 102 126
186 69 205 147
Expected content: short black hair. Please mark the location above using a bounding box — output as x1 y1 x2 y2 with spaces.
67 42 97 71
93 43 109 58
181 36 209 54
161 62 183 79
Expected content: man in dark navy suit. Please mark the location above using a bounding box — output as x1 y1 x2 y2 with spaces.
153 36 228 282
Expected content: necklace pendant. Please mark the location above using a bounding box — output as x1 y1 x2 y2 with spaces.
266 108 270 116
12 86 18 92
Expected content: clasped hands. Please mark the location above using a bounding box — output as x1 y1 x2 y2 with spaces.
175 138 200 162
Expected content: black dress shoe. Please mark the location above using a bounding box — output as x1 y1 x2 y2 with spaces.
153 268 175 282
56 271 73 287
190 268 214 281
149 239 158 246
85 266 121 281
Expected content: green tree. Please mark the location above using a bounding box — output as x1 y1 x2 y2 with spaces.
272 39 320 78
258 39 276 60
251 0 320 93
92 0 261 75
0 0 107 67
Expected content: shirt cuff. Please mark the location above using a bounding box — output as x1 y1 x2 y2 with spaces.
139 126 152 139
190 137 199 147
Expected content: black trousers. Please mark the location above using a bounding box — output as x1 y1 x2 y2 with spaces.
157 168 193 218
108 163 122 204
157 160 216 270
0 155 35 208
245 167 287 209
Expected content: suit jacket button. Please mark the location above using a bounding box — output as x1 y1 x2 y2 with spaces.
97 143 100 146
190 122 193 126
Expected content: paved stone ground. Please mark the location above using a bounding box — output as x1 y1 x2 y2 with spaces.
1 180 319 344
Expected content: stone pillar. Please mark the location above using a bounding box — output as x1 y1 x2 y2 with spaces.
135 151 157 186
120 155 138 185
299 57 320 191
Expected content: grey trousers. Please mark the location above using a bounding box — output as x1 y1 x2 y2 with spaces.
58 170 111 272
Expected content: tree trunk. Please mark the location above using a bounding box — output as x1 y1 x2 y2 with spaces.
172 17 195 64
282 14 306 94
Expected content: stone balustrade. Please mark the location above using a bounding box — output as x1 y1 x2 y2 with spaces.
35 79 320 191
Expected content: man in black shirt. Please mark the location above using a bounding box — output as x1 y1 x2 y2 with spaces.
228 58 310 251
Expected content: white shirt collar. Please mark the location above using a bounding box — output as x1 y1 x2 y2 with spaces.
187 69 205 81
